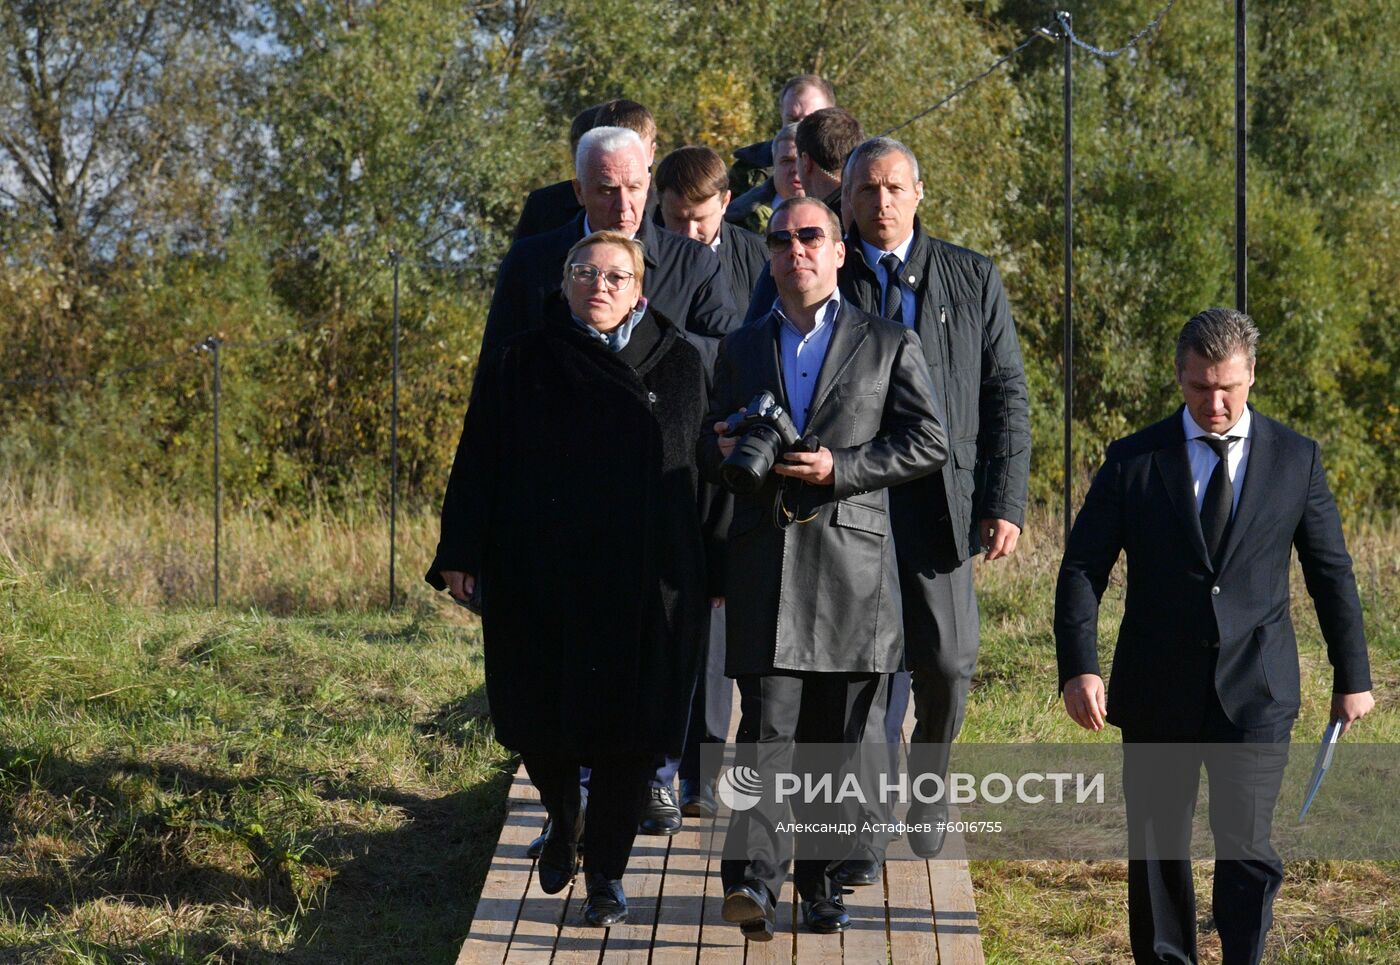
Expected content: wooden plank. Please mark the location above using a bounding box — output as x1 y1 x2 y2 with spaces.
456 767 547 965
550 878 604 965
600 836 670 962
840 867 891 964
510 838 572 964
696 816 749 963
650 820 711 964
928 857 983 965
884 858 937 965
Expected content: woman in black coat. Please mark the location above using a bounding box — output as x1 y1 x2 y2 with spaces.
428 230 708 926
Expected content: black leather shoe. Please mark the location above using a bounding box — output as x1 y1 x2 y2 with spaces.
801 895 851 934
637 784 682 835
535 818 581 895
527 807 587 860
906 804 948 859
722 881 776 942
679 778 718 818
829 856 882 886
582 872 628 926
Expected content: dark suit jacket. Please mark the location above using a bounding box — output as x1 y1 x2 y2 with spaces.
1055 407 1371 735
700 301 948 676
512 179 660 242
482 212 740 365
716 221 769 320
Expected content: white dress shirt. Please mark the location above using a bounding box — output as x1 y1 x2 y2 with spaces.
1183 406 1253 516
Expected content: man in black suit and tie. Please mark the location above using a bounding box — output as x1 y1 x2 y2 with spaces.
1056 308 1375 964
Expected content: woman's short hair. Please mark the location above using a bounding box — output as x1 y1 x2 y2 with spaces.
562 230 646 289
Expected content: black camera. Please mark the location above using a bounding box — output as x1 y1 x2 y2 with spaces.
720 391 820 494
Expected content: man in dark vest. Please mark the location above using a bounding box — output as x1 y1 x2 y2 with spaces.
1056 308 1374 964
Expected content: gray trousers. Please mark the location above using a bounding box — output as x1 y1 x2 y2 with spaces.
878 551 979 776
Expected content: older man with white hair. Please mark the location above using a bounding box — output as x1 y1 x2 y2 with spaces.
481 126 739 361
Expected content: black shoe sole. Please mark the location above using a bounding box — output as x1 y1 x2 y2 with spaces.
722 891 775 941
804 917 850 935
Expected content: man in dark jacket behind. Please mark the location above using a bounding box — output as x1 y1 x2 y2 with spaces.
482 126 739 370
726 74 836 232
831 137 1030 881
650 144 768 825
512 99 660 242
703 197 947 941
657 146 769 317
743 108 866 321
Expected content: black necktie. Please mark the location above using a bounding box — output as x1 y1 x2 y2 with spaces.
1199 436 1235 562
879 253 905 324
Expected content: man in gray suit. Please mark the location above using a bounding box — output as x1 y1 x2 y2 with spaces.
701 197 947 940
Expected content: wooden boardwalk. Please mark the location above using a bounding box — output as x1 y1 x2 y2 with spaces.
457 695 984 964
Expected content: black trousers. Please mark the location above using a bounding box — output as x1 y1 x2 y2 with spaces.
520 750 656 881
720 671 885 903
1121 681 1292 965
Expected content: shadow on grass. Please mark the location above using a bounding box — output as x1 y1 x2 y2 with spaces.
0 692 517 964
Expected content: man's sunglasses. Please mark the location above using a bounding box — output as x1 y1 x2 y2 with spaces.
765 226 828 252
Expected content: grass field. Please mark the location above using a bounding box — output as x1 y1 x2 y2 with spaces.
1 476 1396 963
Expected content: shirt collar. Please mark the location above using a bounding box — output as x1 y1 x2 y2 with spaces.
1183 404 1252 441
581 213 638 241
772 289 842 336
859 230 916 274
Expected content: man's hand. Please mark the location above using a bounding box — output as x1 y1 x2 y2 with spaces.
773 447 835 485
1063 673 1108 732
980 517 1021 561
713 420 737 458
1332 690 1375 735
441 569 476 602
710 597 725 608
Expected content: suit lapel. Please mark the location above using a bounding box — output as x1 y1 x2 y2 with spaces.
1151 410 1212 570
1214 408 1274 574
805 303 869 430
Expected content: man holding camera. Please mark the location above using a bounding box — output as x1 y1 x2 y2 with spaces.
700 197 946 940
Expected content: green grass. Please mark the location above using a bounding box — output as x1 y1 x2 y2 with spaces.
1 479 1397 962
0 545 513 964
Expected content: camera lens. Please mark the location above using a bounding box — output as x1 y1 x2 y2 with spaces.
721 425 783 495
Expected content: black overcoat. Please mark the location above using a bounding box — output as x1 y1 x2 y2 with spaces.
428 303 708 758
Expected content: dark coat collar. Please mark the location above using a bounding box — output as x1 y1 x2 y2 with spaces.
567 210 661 268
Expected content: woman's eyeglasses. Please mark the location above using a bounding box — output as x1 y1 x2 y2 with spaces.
765 226 828 252
568 263 636 291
